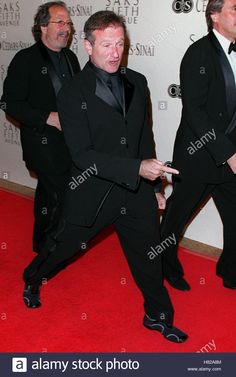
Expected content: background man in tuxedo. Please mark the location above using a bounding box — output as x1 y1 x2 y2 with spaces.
22 10 187 343
1 1 80 253
161 0 236 291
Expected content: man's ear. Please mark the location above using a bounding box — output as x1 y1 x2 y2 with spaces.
211 12 219 24
40 25 47 37
84 39 93 56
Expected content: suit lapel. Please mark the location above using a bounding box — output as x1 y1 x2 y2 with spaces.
63 49 76 76
95 75 123 114
91 63 134 116
37 40 62 96
208 31 236 119
122 75 134 115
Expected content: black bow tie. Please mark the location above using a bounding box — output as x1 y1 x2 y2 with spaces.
228 42 236 54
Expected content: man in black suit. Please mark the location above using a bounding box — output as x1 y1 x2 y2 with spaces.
1 1 80 253
22 11 187 343
161 0 236 291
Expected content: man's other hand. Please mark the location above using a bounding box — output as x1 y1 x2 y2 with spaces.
46 112 62 131
155 192 166 210
227 153 236 174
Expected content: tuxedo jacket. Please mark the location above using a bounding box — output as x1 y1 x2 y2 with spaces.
172 31 236 183
57 62 157 226
1 40 80 175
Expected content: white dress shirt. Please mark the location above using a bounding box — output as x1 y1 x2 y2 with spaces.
213 29 236 85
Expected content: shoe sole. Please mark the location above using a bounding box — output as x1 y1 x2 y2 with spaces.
143 322 188 343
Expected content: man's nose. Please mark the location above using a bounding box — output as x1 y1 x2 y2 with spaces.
64 23 71 32
112 46 119 57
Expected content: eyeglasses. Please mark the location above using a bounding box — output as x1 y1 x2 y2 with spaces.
49 20 73 28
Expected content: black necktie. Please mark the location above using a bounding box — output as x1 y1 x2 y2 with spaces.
228 42 236 54
107 75 123 108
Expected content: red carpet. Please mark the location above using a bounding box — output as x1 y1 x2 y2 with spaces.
1 188 236 352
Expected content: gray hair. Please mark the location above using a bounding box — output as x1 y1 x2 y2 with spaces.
205 0 225 31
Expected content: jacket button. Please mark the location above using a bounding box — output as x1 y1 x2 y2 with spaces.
219 112 222 117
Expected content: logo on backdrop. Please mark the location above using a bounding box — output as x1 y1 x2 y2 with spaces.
172 0 207 13
0 64 7 81
68 4 93 17
3 122 21 146
125 42 155 57
0 40 31 51
0 1 20 26
70 32 79 56
105 0 140 24
172 0 194 13
168 84 181 98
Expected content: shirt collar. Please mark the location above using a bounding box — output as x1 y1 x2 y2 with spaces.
88 61 121 82
213 29 232 55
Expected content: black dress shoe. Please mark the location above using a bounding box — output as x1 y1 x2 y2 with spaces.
23 284 41 308
223 279 236 289
143 314 188 343
166 277 191 291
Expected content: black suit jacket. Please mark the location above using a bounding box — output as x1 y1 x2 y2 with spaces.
1 40 80 174
57 62 157 226
173 31 236 183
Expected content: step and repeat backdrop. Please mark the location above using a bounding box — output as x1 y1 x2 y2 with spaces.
0 0 223 248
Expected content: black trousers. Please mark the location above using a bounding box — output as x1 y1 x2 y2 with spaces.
33 171 69 253
24 186 174 324
161 176 236 283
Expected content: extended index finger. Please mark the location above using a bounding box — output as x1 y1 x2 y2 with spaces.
161 165 179 175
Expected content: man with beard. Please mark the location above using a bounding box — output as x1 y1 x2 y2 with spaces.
1 1 80 253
